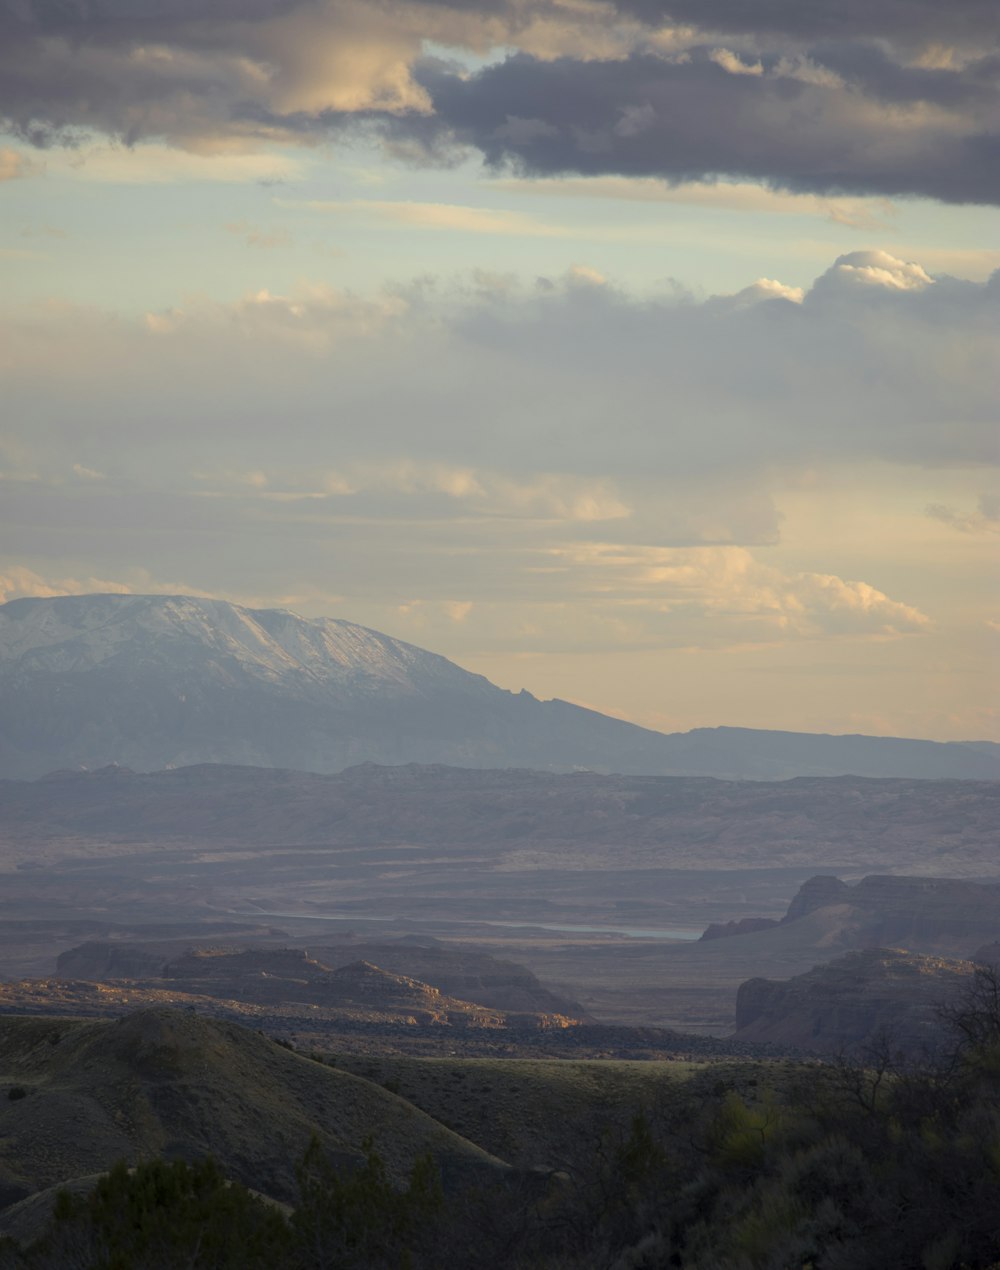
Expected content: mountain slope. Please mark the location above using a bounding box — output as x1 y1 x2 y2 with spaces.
0 593 996 780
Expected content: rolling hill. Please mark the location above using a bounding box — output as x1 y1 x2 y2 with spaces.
0 1008 505 1211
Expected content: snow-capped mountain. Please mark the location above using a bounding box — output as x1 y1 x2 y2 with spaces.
0 594 996 781
0 593 490 699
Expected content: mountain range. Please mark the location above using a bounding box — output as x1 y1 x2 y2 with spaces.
0 593 996 781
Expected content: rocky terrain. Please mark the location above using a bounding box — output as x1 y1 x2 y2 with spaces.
732 948 974 1054
1 594 996 781
55 938 587 1020
696 874 1000 1053
500 871 1000 1036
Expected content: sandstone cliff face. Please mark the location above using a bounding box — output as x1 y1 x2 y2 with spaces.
733 948 972 1054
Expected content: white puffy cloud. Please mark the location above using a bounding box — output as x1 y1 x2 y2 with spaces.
548 543 930 643
811 249 935 294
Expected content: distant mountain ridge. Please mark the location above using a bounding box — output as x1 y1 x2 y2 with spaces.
0 593 996 781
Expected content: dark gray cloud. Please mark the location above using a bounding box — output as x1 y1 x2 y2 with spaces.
7 0 991 40
401 50 1000 204
1 0 998 203
616 0 999 44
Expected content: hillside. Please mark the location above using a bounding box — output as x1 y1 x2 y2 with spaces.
1 594 996 780
0 1009 505 1210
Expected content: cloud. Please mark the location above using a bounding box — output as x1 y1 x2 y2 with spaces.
927 493 1000 534
286 197 572 237
1 0 997 205
0 566 127 603
0 248 989 634
0 146 40 180
445 600 474 622
42 144 305 184
0 565 222 607
0 244 987 668
0 233 972 676
193 459 632 523
614 0 997 46
489 175 898 229
0 0 440 150
224 221 292 248
810 249 934 294
3 252 995 494
548 543 931 642
401 48 1000 204
707 48 763 77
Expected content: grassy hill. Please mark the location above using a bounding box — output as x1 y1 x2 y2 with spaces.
331 1054 704 1169
0 1009 505 1208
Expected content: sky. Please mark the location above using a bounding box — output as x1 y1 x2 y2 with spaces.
0 0 998 742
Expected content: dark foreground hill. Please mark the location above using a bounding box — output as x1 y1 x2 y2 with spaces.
2 992 1000 1270
0 1009 504 1211
0 593 995 780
